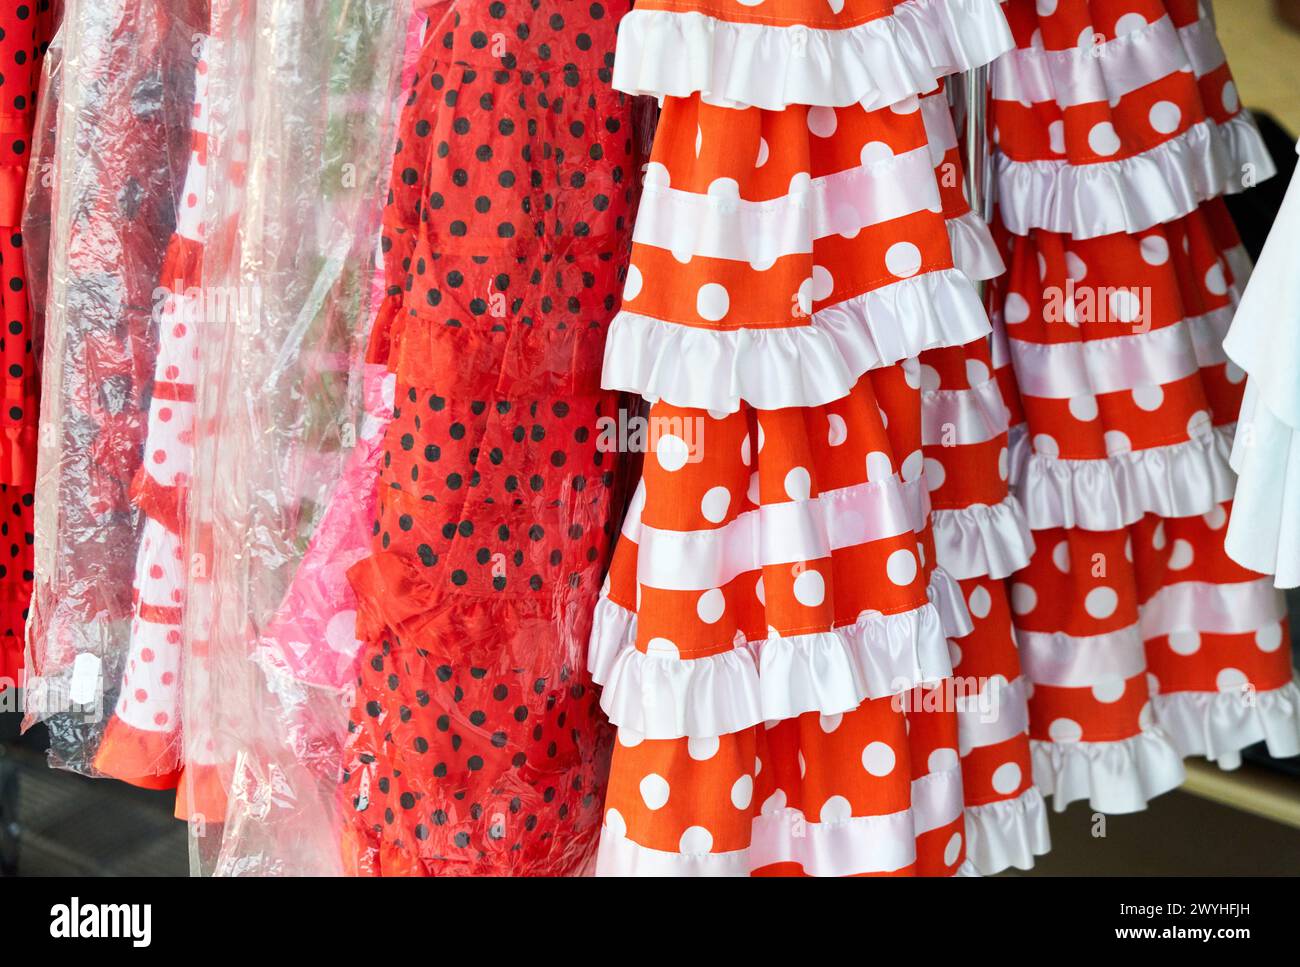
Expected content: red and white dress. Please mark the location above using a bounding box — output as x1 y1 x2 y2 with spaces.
988 0 1300 810
93 34 226 821
589 0 1049 875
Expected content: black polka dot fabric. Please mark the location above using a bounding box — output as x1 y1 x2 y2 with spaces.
341 0 638 876
0 0 50 679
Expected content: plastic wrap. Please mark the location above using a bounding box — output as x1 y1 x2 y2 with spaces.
23 0 408 875
180 0 410 873
30 0 647 876
24 0 209 770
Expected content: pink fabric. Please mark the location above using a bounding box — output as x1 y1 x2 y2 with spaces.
254 10 420 691
255 364 394 690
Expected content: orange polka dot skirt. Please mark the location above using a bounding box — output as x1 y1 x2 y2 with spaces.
987 0 1300 812
587 0 1049 876
585 0 1299 877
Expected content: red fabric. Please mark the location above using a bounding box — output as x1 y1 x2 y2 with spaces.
341 0 639 876
0 0 55 683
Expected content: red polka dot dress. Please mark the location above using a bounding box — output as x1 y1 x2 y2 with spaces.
0 0 52 687
93 34 221 821
915 83 1050 869
588 0 1026 876
339 0 641 876
988 0 1300 813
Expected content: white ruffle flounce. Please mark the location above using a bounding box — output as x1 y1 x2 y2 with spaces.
1031 728 1186 814
1223 149 1300 586
602 267 989 413
1154 678 1300 770
947 209 1006 282
964 785 1051 874
995 113 1276 240
931 493 1035 581
1225 381 1300 587
588 569 971 740
612 0 1014 111
1011 423 1236 531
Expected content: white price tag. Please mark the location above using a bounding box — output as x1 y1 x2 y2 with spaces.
68 652 102 705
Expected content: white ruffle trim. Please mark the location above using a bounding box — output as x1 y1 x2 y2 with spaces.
922 376 1011 447
602 267 990 413
964 786 1052 874
1031 729 1186 814
947 209 1006 282
931 493 1034 581
995 112 1276 240
611 0 1014 111
589 570 971 739
596 803 922 877
632 144 940 264
1153 678 1300 771
1011 423 1236 531
588 592 637 688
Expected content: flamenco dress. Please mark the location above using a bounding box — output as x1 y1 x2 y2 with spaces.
340 0 641 876
587 0 1044 875
987 0 1300 811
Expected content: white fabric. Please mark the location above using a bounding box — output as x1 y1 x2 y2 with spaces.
1006 301 1237 399
992 13 1222 110
1154 677 1300 769
921 377 1011 446
595 768 963 877
917 87 1006 279
611 0 1014 111
632 145 940 262
117 531 185 734
603 266 989 412
634 475 929 592
947 209 1005 281
911 765 965 833
587 592 637 687
964 786 1051 874
930 494 1034 580
1226 381 1300 586
995 113 1276 239
1224 149 1300 585
596 803 920 877
1031 728 1186 814
1019 625 1148 689
1139 576 1285 638
1012 422 1236 531
1019 578 1285 682
956 673 1031 753
589 570 970 740
919 85 958 158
